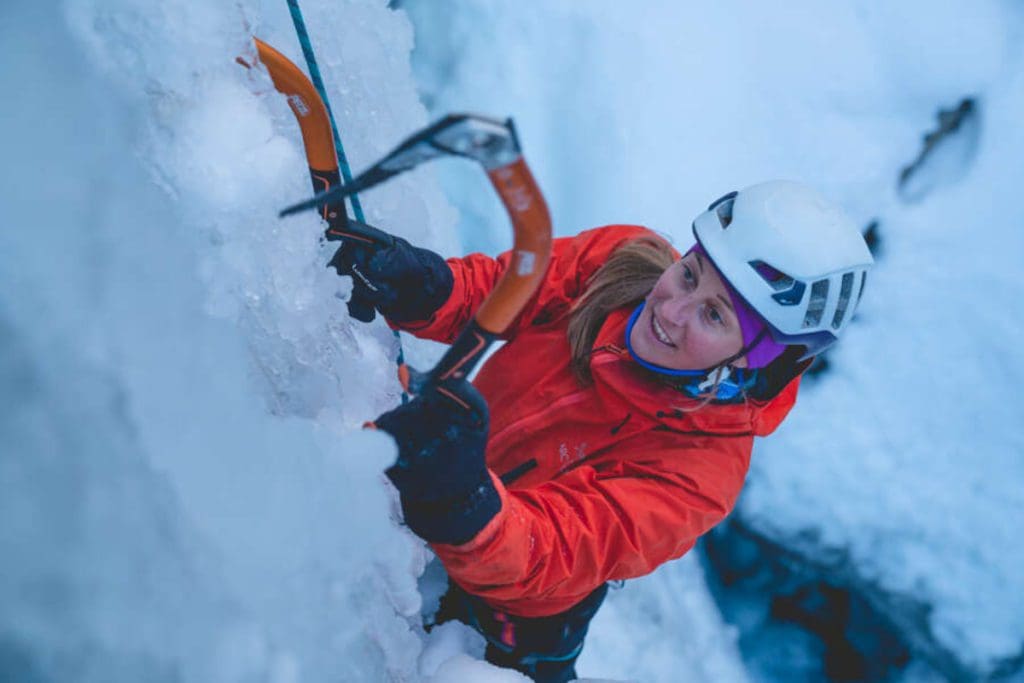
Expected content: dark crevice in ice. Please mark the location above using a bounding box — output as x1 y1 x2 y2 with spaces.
898 99 979 203
700 514 1022 681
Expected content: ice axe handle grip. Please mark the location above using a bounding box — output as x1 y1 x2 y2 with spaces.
325 218 396 248
398 321 492 422
400 319 498 397
384 360 488 432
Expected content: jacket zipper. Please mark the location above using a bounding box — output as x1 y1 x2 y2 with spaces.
499 458 538 485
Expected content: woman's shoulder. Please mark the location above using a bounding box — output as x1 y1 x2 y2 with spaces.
550 224 679 283
575 224 672 248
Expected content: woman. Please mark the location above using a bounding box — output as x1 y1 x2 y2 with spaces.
334 180 874 682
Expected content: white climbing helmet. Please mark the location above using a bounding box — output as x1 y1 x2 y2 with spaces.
693 180 874 357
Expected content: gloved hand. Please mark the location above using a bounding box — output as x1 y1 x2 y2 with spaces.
327 233 454 324
374 380 500 545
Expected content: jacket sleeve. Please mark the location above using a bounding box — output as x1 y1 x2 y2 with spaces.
388 224 659 344
431 434 753 608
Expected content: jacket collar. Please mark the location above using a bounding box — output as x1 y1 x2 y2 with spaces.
590 306 798 437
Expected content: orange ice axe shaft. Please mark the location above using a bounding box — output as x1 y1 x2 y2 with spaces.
241 37 398 249
425 157 551 393
238 38 349 229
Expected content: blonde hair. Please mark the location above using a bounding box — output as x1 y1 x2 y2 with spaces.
566 235 735 407
567 236 675 384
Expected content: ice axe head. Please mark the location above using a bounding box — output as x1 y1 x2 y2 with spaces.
380 114 522 172
279 114 525 218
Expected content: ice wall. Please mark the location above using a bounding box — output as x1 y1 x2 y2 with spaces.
1 1 461 680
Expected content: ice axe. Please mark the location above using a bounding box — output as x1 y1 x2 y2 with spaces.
239 38 398 321
280 114 553 410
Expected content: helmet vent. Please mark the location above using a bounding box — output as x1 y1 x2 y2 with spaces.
772 281 805 306
749 260 794 292
831 272 855 329
753 259 805 307
803 279 829 328
716 199 734 228
707 191 738 229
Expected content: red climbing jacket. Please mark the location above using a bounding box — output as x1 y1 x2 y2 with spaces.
392 224 801 617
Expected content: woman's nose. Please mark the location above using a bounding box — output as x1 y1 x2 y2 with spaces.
659 294 697 327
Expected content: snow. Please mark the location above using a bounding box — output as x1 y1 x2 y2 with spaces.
742 67 1024 668
2 0 1022 681
583 560 749 682
428 653 532 683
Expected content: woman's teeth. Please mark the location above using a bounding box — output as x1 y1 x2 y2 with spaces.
651 314 674 346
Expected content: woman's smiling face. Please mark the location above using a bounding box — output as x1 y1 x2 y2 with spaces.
629 249 747 371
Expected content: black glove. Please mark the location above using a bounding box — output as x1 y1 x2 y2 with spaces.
374 381 500 545
328 233 454 324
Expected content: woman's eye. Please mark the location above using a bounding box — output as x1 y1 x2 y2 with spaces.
682 265 695 286
707 306 723 325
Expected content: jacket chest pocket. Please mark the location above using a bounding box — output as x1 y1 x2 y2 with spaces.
491 395 631 487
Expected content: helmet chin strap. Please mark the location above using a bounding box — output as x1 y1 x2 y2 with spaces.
624 302 761 400
716 326 769 369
